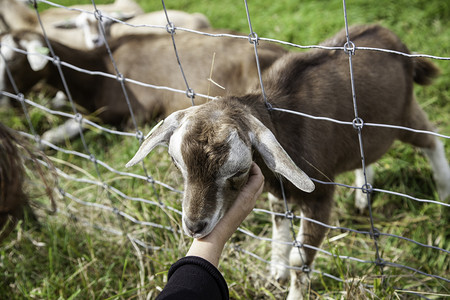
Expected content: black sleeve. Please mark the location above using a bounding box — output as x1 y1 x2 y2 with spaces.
156 256 229 300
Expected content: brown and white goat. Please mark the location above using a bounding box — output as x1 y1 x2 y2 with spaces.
0 29 286 144
126 24 450 299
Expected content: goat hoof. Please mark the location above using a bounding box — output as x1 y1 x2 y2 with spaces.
354 192 368 213
438 188 450 202
270 264 289 284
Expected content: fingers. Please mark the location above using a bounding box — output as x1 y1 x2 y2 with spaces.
237 162 264 208
196 162 264 246
243 162 265 194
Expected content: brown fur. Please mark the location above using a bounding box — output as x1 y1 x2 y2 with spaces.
1 29 287 127
179 24 440 266
0 123 56 242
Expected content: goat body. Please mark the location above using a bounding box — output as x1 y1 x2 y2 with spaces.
109 10 211 38
0 29 286 139
127 24 450 299
57 9 211 50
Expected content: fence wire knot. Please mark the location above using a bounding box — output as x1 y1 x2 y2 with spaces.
362 183 373 194
135 130 144 141
74 113 83 124
248 32 259 45
371 227 381 240
17 93 25 103
94 9 103 22
301 265 311 273
89 154 97 163
146 175 155 184
166 22 176 34
375 258 386 268
186 88 195 99
285 210 294 220
265 101 273 111
344 41 356 55
352 117 364 131
116 73 125 83
52 55 61 66
293 240 303 248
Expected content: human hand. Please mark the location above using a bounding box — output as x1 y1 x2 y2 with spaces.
186 162 264 267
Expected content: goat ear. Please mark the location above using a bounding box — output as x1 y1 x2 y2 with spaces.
108 11 135 22
248 115 315 193
125 110 187 168
20 39 49 71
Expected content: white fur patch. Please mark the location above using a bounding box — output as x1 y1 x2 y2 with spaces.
269 194 291 281
0 34 15 103
287 212 311 300
289 212 309 268
41 119 82 146
354 165 374 211
19 39 49 71
220 130 252 177
1 34 16 61
423 139 450 200
168 119 189 177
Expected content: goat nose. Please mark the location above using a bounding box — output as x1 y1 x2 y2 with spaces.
185 220 207 235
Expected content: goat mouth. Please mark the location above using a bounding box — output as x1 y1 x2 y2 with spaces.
182 219 215 239
182 214 222 239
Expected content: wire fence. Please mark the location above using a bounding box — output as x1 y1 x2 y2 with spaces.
1 0 449 298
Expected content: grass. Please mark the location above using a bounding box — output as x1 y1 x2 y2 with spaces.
1 0 449 299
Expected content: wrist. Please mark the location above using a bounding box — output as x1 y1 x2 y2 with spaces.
187 238 225 268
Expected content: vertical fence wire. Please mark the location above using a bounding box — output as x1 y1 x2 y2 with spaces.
243 0 312 281
341 0 384 280
161 0 196 106
243 0 271 109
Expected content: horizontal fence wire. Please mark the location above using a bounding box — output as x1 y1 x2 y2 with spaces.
0 0 449 298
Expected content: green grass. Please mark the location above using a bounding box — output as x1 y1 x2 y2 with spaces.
1 0 449 299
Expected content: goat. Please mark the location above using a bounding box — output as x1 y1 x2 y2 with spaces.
61 10 211 49
0 122 29 241
126 24 450 299
0 29 286 144
0 0 143 49
0 122 55 242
